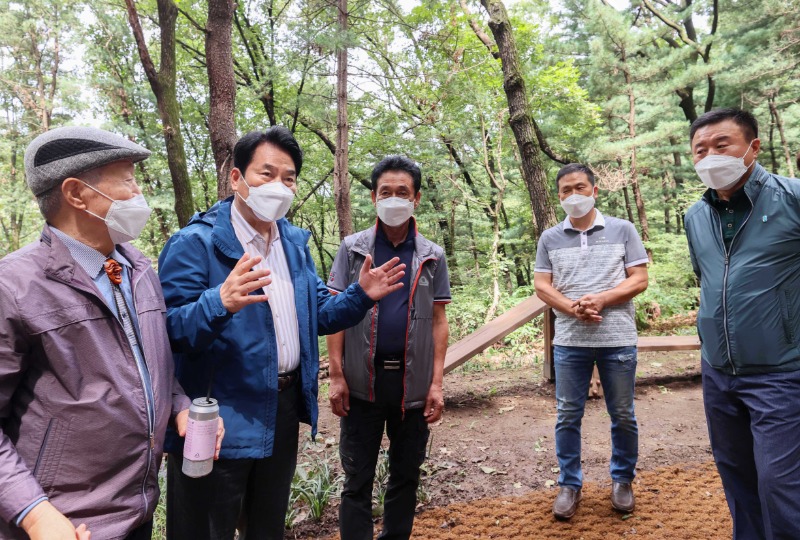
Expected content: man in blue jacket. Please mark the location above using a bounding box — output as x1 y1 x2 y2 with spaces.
158 127 405 540
685 108 800 540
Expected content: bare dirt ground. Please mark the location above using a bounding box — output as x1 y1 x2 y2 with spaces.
289 351 731 539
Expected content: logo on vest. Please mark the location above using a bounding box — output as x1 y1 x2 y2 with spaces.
419 276 429 287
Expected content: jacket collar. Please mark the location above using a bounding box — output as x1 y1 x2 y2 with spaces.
41 224 150 288
205 197 311 261
702 162 769 206
352 217 436 260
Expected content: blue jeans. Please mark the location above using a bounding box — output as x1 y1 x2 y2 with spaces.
554 345 639 489
702 361 800 540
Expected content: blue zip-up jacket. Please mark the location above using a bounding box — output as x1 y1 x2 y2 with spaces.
158 198 375 459
685 163 800 375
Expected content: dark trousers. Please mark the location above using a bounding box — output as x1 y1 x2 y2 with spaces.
125 521 153 540
166 381 301 540
702 361 800 540
339 365 430 540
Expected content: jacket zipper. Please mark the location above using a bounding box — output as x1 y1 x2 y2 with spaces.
401 257 436 417
131 275 155 518
367 303 378 402
32 419 56 479
711 194 754 376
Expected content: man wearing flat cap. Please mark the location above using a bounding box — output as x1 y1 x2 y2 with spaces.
0 126 220 540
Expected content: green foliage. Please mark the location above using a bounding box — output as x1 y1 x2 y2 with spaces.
635 234 700 329
293 453 342 522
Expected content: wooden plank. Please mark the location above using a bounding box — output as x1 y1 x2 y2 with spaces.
443 295 548 374
542 308 556 381
444 296 700 379
637 335 700 351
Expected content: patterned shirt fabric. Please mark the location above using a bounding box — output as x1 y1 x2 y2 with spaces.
709 187 752 251
230 202 300 373
50 227 142 334
534 211 648 347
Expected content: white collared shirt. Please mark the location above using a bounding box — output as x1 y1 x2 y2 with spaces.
230 203 300 373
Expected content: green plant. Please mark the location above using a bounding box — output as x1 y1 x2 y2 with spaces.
294 454 342 521
635 234 700 329
372 448 390 517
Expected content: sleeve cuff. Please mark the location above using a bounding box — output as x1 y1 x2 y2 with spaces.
15 497 48 526
346 282 374 310
533 268 553 273
625 258 649 268
209 284 231 318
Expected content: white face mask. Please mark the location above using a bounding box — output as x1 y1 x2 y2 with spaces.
560 193 596 219
82 182 152 244
238 179 295 222
694 140 755 191
376 197 415 227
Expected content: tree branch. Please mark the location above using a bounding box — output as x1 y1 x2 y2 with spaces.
460 0 500 59
124 0 159 86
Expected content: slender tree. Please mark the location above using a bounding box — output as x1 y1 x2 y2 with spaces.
333 0 354 238
479 0 557 234
125 0 194 226
205 0 237 200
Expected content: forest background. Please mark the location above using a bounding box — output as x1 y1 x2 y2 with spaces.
1 0 799 347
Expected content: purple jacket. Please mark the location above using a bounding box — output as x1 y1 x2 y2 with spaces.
0 226 190 539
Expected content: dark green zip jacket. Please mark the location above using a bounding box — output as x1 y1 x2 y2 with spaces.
685 163 800 375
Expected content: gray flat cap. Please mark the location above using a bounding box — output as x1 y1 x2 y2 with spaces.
24 126 151 196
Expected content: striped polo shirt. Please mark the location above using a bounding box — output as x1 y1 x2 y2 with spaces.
534 211 648 347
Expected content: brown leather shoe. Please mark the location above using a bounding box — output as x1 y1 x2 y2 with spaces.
553 486 582 520
611 481 635 513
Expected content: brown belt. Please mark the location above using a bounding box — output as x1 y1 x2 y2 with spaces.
277 370 298 391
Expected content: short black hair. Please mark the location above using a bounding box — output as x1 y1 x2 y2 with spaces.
233 126 303 176
370 155 422 193
556 163 595 188
690 108 758 143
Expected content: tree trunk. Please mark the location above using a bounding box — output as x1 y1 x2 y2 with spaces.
206 0 237 200
622 185 635 223
480 0 557 234
333 0 354 239
125 0 195 226
768 97 796 178
768 107 779 173
662 173 672 234
622 51 649 241
425 176 461 287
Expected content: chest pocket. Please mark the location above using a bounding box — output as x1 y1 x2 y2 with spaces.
411 262 436 320
26 302 108 335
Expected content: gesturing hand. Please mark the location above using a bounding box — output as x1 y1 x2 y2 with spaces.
220 253 272 313
358 254 406 301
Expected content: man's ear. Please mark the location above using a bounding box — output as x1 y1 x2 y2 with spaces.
61 177 89 210
230 167 242 192
750 138 761 159
371 190 377 206
413 190 422 208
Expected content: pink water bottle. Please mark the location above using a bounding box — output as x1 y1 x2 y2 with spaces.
182 397 219 478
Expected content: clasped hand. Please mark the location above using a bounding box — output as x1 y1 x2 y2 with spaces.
571 293 605 323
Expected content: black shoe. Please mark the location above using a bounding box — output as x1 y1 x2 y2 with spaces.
553 486 582 520
611 481 635 513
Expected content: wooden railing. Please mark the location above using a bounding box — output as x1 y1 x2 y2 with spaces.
444 293 700 380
